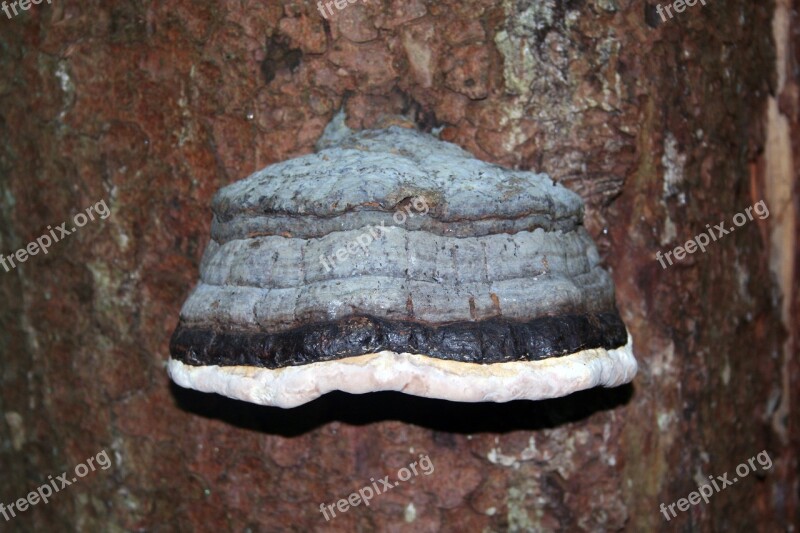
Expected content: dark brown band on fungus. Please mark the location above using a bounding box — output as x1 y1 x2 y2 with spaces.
170 311 628 369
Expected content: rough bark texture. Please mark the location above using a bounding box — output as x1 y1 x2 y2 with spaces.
0 0 797 531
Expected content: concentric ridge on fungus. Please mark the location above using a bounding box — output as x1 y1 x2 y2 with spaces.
168 121 637 408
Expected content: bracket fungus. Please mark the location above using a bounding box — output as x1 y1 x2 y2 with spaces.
168 121 637 408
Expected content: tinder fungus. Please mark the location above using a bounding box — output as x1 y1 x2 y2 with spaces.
168 120 637 408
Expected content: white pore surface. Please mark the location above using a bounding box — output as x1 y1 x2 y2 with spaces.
168 334 636 408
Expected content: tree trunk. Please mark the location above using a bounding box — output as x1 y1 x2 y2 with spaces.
0 0 797 531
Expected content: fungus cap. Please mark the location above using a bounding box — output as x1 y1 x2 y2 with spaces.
168 124 636 408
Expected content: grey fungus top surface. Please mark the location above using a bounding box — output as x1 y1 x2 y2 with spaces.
211 126 584 240
170 124 630 372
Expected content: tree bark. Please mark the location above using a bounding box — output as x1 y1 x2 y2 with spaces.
0 0 797 531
